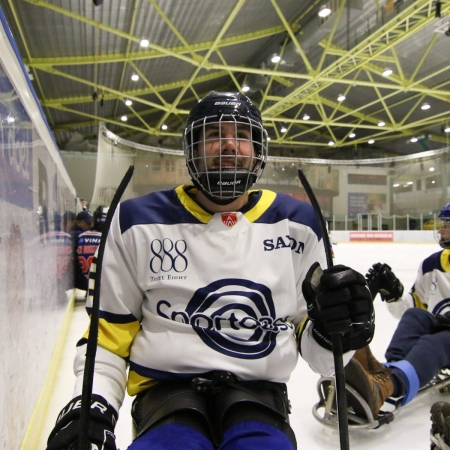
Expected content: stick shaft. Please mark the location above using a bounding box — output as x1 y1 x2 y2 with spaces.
78 165 134 450
298 168 349 450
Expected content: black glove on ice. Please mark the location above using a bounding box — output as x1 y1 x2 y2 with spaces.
302 262 375 352
46 394 117 450
365 262 404 303
432 312 450 333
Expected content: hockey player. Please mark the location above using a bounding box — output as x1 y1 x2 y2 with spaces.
339 204 450 439
75 206 109 292
45 91 373 450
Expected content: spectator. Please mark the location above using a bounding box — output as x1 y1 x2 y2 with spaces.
80 198 89 211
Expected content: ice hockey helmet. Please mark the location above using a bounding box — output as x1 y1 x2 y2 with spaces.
437 203 450 248
183 91 268 204
94 205 109 223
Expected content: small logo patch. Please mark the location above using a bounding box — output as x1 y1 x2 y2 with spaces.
221 212 238 227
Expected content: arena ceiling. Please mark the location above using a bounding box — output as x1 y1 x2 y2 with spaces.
1 0 450 159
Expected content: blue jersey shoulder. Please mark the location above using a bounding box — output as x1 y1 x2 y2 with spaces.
119 188 203 233
256 192 322 240
422 250 444 275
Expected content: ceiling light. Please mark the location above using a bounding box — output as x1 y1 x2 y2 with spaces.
410 137 418 143
280 126 287 133
140 38 149 48
318 5 332 18
429 167 435 172
393 184 400 187
267 137 271 141
328 140 335 146
378 121 385 127
302 114 310 120
125 99 132 106
349 132 356 138
421 103 430 110
368 139 375 144
131 73 139 81
382 68 393 77
161 124 168 130
444 126 450 132
271 54 281 64
337 94 346 102
120 115 128 122
241 84 250 93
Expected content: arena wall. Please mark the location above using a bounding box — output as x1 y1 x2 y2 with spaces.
0 8 77 449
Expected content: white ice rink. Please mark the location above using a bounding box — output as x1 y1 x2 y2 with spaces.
38 242 446 449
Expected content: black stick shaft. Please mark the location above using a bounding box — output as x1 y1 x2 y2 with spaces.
78 165 134 450
298 168 349 450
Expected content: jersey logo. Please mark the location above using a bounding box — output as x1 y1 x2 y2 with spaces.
221 213 238 227
156 279 293 359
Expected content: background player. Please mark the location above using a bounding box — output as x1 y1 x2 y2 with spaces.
337 204 450 443
45 92 373 450
75 205 109 293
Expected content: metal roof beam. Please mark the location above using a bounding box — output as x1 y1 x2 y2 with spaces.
263 0 450 117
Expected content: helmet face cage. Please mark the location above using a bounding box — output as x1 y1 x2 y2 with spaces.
436 203 450 248
183 92 268 204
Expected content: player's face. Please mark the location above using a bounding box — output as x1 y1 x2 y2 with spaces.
438 219 450 241
195 122 255 172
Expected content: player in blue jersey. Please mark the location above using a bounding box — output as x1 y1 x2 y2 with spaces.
332 204 450 447
75 205 109 293
46 92 373 450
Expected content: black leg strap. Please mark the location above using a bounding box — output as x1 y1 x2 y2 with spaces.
131 373 296 449
131 381 212 440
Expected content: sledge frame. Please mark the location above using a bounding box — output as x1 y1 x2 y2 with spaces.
312 369 450 430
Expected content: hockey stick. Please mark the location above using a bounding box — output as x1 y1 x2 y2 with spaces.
78 165 134 450
298 168 350 450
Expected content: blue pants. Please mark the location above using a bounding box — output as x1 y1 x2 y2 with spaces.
127 421 295 450
385 308 450 388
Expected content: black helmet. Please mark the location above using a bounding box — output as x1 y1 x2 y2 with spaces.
183 91 268 204
93 205 109 223
437 203 450 248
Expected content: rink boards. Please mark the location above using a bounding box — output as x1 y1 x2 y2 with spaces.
0 6 77 449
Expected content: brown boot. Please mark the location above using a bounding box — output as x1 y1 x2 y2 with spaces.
352 346 385 372
344 358 394 418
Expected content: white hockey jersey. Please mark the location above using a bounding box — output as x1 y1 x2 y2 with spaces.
73 185 335 412
388 248 450 319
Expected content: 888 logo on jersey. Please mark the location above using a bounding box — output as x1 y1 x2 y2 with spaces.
149 238 188 273
156 278 293 359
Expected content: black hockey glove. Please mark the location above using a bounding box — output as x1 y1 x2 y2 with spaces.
302 262 374 353
46 394 117 450
365 262 404 303
432 312 450 333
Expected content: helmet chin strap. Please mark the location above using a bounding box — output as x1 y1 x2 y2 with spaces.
192 171 257 206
